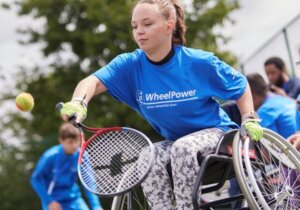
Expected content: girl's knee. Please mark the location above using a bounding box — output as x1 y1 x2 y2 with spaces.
171 138 195 156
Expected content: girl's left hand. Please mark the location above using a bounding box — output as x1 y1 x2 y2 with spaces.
242 121 263 141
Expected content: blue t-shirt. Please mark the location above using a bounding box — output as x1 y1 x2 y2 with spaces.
93 45 247 140
258 93 298 138
296 111 300 131
283 77 300 99
30 145 102 210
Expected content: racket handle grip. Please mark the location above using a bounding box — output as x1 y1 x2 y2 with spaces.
56 102 64 112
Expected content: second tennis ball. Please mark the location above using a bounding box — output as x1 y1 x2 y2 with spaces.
15 92 34 112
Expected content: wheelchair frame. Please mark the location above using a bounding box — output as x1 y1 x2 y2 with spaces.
111 129 300 210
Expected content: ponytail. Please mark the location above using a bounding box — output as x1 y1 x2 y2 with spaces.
172 1 186 46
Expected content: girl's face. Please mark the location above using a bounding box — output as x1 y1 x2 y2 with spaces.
131 3 174 53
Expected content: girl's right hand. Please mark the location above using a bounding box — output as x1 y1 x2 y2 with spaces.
59 101 87 123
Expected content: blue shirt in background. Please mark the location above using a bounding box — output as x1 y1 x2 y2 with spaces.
283 77 300 99
93 45 247 140
258 93 298 138
30 145 102 210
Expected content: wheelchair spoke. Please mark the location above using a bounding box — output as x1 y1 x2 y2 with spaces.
233 129 300 210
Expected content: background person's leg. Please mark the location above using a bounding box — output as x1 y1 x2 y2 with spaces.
228 178 243 209
141 140 175 210
171 128 224 210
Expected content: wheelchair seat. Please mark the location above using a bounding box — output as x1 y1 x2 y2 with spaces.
168 129 242 188
196 129 238 187
192 129 250 209
198 128 258 186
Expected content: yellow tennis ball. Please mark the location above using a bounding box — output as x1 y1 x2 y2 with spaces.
15 92 34 112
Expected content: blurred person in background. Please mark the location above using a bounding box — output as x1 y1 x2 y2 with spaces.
223 73 298 138
247 73 298 139
264 56 300 99
288 47 300 149
30 123 104 210
288 133 300 150
224 73 299 208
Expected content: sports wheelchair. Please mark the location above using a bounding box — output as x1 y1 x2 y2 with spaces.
111 128 300 210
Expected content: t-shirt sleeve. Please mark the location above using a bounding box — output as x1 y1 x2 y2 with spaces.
83 187 103 210
30 152 54 205
207 55 247 100
92 53 138 108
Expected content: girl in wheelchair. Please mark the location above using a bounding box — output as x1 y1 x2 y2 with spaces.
59 0 263 209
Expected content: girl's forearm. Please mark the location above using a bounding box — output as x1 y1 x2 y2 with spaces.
72 75 107 104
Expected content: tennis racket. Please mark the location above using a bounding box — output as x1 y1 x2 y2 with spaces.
56 102 155 197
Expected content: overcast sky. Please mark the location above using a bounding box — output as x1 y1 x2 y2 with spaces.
223 0 299 60
0 0 299 77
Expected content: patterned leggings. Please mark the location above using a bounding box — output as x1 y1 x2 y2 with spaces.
141 128 224 210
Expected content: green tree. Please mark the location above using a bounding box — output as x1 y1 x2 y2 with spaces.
0 0 239 209
186 0 239 65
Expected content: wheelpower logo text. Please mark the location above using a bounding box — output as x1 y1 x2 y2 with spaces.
136 89 198 105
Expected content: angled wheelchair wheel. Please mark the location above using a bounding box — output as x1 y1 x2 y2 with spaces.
233 129 300 210
111 186 149 210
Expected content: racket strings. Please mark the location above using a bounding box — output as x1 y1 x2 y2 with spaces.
79 129 153 196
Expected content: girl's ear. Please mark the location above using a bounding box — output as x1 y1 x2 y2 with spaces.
165 19 176 35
